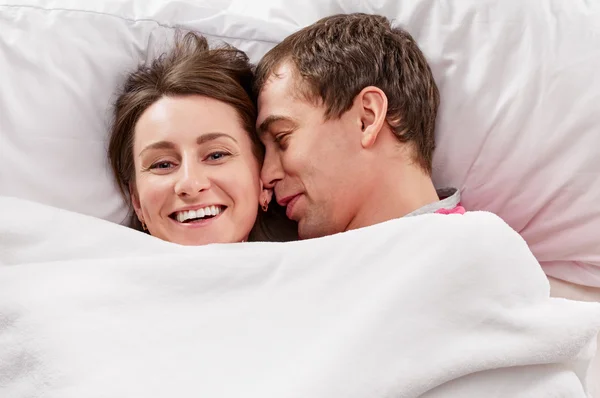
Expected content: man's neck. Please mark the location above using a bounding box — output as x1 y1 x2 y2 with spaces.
344 165 439 232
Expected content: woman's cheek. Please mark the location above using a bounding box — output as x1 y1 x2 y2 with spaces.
138 177 171 216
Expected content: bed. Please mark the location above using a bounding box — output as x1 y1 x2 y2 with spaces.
1 0 599 395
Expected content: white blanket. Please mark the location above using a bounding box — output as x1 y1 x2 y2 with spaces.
1 196 599 397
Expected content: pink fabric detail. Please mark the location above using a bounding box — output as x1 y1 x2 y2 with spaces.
435 204 466 215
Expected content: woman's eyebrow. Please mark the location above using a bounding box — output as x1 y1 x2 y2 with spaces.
139 141 175 157
196 132 238 145
139 133 238 157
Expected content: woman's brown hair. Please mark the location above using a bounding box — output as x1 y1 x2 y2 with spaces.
108 31 296 242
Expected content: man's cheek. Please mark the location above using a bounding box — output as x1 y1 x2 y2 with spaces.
284 153 305 173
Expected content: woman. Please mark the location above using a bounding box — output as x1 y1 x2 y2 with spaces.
108 32 296 245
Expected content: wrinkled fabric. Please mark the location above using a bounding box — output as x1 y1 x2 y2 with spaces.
1 0 598 288
1 196 599 397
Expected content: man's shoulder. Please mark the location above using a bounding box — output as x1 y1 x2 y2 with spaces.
406 187 462 216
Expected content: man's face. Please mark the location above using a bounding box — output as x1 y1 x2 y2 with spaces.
256 63 366 239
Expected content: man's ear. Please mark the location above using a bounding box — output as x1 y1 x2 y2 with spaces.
356 86 388 149
128 182 144 223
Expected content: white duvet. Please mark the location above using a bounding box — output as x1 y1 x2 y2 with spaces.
1 196 599 397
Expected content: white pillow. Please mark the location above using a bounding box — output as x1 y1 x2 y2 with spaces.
1 0 599 287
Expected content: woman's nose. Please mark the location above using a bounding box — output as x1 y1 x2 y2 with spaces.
173 161 210 197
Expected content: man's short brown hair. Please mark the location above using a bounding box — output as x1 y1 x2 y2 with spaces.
254 13 440 173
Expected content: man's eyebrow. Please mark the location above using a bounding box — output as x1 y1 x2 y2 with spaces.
139 133 237 157
257 115 297 136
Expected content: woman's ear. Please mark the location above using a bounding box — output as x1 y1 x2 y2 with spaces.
128 182 144 223
260 188 273 204
259 185 273 212
259 180 273 202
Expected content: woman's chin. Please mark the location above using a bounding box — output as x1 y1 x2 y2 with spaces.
157 229 244 246
148 214 251 246
167 234 239 246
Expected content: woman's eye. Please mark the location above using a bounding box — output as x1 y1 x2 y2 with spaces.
206 151 231 161
150 161 173 170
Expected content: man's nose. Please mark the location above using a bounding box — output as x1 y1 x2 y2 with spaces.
174 160 210 197
261 149 284 190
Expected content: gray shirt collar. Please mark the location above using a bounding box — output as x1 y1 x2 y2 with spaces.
404 188 461 217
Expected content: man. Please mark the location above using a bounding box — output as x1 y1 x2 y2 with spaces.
254 13 463 240
252 14 600 395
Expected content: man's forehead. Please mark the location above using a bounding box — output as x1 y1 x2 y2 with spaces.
260 62 296 101
267 61 295 84
256 62 298 129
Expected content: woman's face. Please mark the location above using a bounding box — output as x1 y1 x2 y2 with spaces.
131 95 265 245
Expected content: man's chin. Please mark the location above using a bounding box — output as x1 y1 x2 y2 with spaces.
296 220 312 240
297 219 334 240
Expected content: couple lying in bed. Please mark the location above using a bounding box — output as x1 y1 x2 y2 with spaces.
108 13 464 246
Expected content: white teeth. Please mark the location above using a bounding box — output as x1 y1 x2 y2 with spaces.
174 206 223 222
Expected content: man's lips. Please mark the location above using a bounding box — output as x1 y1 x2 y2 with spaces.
277 194 302 220
277 194 301 207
